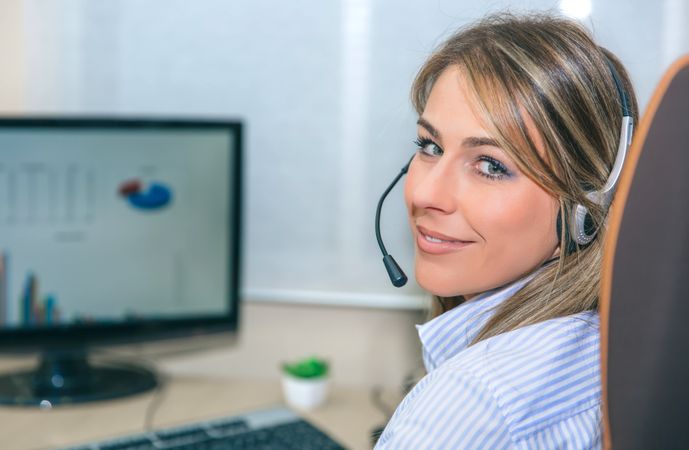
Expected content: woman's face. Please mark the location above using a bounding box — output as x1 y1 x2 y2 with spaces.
405 66 559 298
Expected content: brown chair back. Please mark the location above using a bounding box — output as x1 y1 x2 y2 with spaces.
601 55 689 450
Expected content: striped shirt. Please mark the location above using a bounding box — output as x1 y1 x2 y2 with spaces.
376 275 601 449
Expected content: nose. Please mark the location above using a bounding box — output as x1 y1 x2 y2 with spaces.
408 157 457 215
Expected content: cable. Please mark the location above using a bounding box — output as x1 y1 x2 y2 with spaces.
370 385 395 418
90 346 169 432
369 365 426 446
143 370 170 432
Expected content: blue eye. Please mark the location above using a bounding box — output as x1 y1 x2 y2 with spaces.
475 156 510 180
414 137 443 157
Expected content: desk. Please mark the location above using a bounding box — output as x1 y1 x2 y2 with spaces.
0 301 420 450
1 375 396 450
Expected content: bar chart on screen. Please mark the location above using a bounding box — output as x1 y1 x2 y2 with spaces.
0 163 96 226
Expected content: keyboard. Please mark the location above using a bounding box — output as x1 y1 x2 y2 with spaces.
60 406 347 450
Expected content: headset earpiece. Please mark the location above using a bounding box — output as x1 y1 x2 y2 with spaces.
558 54 633 252
570 203 597 246
556 208 582 255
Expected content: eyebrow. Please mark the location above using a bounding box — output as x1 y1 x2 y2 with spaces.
417 117 440 138
417 117 500 149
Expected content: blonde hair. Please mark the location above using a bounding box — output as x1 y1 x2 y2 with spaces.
412 13 638 344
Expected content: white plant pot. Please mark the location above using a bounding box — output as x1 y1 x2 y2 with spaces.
281 373 329 411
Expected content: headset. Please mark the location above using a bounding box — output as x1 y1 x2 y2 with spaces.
376 55 634 287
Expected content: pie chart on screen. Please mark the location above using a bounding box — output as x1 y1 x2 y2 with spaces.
118 179 173 210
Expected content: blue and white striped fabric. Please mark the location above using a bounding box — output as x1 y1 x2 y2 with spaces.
376 275 601 449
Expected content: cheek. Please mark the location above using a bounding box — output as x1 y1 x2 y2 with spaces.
475 183 558 258
483 191 550 233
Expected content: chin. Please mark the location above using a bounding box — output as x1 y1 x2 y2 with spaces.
415 264 471 298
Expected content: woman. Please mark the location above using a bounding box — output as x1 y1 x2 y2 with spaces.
375 13 638 449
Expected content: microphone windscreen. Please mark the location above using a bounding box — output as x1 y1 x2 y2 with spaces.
383 255 407 287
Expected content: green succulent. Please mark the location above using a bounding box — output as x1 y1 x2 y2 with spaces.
282 357 329 379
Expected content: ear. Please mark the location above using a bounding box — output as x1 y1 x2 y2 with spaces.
550 243 561 259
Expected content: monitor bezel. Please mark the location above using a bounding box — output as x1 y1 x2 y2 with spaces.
0 117 243 350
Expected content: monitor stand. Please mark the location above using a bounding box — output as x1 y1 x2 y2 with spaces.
0 348 158 406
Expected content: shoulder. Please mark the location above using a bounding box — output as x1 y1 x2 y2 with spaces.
376 363 516 449
377 312 602 449
446 310 602 443
451 310 600 383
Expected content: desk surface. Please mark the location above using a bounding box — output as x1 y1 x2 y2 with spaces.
1 376 395 450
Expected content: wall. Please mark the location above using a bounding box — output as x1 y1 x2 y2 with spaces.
0 0 25 113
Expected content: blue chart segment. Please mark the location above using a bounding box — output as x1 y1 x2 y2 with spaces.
119 179 173 211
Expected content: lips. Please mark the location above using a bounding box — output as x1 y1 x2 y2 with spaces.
417 226 465 242
416 225 474 254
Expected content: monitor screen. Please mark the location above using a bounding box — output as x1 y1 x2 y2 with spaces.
0 118 242 349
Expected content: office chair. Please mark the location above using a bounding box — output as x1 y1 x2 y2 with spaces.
600 55 689 450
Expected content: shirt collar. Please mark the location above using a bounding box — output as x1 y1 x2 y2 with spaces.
416 272 537 372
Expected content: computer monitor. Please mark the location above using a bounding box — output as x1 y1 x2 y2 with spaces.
0 117 242 405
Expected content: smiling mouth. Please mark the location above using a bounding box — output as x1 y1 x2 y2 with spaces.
417 226 469 243
424 234 453 243
416 225 474 254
